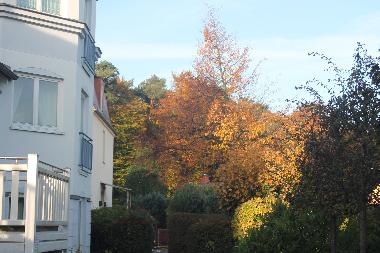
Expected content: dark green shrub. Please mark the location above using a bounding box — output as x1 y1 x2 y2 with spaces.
111 209 155 253
135 192 168 228
167 212 229 253
168 184 220 214
91 206 154 253
91 205 129 253
235 201 329 253
186 217 234 253
125 168 167 197
338 206 380 253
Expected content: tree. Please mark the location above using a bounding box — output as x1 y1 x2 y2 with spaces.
137 75 167 107
152 72 224 191
95 60 119 87
295 44 380 253
195 11 257 97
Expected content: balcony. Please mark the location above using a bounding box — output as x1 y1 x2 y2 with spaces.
83 31 96 74
79 132 93 171
0 155 70 253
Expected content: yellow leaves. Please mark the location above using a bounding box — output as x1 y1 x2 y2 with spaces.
232 195 276 240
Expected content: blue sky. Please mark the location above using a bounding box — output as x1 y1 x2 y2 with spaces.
96 0 380 110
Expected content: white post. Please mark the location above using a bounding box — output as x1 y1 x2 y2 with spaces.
10 170 20 220
25 154 38 253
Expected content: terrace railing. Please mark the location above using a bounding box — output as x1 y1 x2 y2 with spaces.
0 155 70 253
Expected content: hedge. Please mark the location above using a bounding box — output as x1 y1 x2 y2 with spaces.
168 212 232 253
186 217 234 253
91 206 154 253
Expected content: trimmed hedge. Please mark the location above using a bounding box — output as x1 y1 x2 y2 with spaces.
186 217 234 253
168 212 232 253
91 206 154 253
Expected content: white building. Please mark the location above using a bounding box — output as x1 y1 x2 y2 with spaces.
0 0 101 252
91 77 115 209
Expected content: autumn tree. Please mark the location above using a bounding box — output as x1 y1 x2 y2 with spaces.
195 11 257 97
152 72 224 191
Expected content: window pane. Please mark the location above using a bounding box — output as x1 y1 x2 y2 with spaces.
17 0 36 9
38 80 58 127
42 0 61 16
13 77 34 124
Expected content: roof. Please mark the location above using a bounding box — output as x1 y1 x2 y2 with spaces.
93 77 116 135
0 62 18 80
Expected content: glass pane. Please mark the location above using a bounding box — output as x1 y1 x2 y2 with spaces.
17 0 36 9
13 77 34 125
38 80 58 127
42 0 61 16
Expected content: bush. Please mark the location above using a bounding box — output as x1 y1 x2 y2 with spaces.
186 217 234 253
91 206 129 253
91 206 154 253
111 209 155 253
125 168 167 197
168 184 220 214
168 212 229 253
135 192 168 228
235 201 329 253
338 206 380 253
232 195 276 240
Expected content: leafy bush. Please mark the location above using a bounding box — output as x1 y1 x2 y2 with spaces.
186 217 234 253
167 212 229 253
338 206 380 253
91 206 129 253
135 192 168 228
91 206 154 253
235 201 329 253
168 184 220 214
125 168 167 197
111 209 155 253
232 195 276 240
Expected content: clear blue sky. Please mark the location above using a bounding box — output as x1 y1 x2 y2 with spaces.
96 0 380 110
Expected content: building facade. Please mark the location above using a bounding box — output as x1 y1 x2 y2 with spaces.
91 77 115 209
0 0 100 252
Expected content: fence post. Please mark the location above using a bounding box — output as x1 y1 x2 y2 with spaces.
25 154 38 253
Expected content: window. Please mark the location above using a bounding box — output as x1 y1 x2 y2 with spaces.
17 0 61 16
13 75 60 132
13 77 34 125
42 0 60 15
17 0 36 10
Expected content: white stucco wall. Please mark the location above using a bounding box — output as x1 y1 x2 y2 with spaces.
91 113 114 209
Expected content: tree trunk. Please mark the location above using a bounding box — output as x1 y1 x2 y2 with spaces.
359 205 367 253
329 215 337 253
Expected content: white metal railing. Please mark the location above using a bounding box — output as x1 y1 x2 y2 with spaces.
0 155 70 253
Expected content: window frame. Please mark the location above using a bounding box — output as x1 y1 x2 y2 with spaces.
11 73 63 135
16 0 62 16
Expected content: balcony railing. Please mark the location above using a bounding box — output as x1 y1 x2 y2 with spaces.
0 155 70 253
79 132 93 171
83 31 96 73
